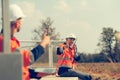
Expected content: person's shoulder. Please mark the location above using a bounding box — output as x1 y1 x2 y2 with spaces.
59 42 65 46
11 36 19 41
58 42 66 47
0 34 3 40
59 43 63 46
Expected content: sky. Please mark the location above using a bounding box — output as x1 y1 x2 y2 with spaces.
1 0 120 53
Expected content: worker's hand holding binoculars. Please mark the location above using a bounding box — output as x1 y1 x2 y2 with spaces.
40 30 50 48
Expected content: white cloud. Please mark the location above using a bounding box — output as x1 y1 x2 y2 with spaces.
80 0 87 7
77 0 89 10
63 19 92 32
19 2 36 16
17 1 43 17
54 0 71 13
15 1 46 25
14 1 45 40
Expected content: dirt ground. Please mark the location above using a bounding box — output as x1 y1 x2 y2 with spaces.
31 62 120 80
76 63 120 80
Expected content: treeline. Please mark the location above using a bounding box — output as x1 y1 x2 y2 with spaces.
77 52 120 63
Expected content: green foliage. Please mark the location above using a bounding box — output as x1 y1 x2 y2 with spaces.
78 53 109 63
98 27 115 52
97 27 116 62
78 27 120 63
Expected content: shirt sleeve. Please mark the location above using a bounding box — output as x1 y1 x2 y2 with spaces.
74 54 81 62
31 45 44 62
57 47 63 55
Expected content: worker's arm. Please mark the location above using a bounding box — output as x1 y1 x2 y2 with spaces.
31 45 44 61
74 54 81 62
30 31 50 63
57 47 63 55
57 43 68 55
73 45 80 62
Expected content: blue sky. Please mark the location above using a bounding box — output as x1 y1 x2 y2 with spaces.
1 0 120 53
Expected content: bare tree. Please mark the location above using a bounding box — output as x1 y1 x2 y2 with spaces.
32 17 60 62
32 17 60 40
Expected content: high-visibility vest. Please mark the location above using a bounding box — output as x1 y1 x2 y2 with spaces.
57 43 77 68
0 35 20 52
0 35 30 80
21 50 30 80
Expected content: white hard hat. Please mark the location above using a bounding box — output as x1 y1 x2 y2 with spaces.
9 4 26 21
66 33 76 39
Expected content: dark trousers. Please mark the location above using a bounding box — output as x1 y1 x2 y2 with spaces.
29 68 41 79
58 67 92 80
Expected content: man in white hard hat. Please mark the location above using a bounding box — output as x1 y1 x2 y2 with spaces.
65 33 77 49
0 4 50 80
66 33 77 39
56 33 92 80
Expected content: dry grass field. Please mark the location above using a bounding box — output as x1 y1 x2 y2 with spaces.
31 62 120 80
76 63 120 80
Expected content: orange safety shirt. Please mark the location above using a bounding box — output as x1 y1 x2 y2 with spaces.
57 43 76 68
0 35 30 80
